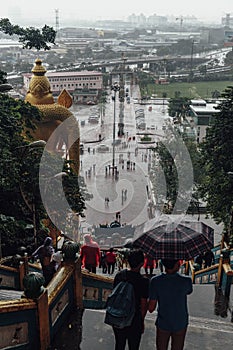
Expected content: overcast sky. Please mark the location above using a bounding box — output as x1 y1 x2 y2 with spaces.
1 0 232 25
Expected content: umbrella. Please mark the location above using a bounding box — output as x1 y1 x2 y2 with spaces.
131 215 214 260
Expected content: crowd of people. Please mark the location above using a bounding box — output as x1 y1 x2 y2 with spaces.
31 232 217 350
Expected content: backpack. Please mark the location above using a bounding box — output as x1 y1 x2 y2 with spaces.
104 269 135 329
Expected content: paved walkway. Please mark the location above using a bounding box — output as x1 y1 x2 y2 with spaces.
51 284 233 350
75 85 162 230
71 84 224 245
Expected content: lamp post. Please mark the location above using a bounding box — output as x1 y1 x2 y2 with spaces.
111 82 120 176
189 39 195 82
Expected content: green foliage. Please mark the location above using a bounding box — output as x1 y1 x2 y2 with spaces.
0 214 34 257
0 94 89 256
198 86 233 230
0 18 56 50
0 70 7 84
0 94 42 192
150 126 201 214
156 39 199 57
225 50 233 65
141 135 152 142
155 142 179 212
168 97 190 119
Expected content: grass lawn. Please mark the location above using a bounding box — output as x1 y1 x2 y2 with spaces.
143 81 233 99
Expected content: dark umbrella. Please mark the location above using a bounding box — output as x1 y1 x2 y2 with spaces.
131 215 214 260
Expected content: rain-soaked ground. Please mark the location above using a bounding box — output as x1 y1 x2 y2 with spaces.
50 284 233 350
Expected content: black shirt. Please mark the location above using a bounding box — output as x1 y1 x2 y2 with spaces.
114 269 149 312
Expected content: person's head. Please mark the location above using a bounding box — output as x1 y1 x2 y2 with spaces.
83 234 92 244
128 249 145 270
109 247 114 252
161 259 180 273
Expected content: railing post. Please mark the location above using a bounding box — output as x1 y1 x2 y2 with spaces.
74 256 83 309
19 261 26 290
216 253 224 288
37 290 50 350
19 254 29 290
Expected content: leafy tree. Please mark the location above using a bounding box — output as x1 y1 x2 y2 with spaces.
0 93 43 255
168 97 190 121
225 50 233 66
0 70 7 84
149 130 201 214
198 86 233 245
0 18 56 50
0 90 90 256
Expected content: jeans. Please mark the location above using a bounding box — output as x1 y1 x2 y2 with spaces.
113 313 142 350
156 326 187 350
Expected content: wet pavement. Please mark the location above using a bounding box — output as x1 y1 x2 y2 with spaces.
51 283 233 350
71 84 223 245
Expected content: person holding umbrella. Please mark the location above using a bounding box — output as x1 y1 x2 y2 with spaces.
148 259 193 350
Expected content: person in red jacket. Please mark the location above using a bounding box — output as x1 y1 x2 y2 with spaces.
106 247 117 274
80 234 100 273
143 253 156 276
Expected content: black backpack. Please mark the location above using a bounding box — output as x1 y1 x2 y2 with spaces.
104 269 135 329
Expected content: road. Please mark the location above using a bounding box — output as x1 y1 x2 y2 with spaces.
70 84 170 231
51 283 233 350
69 84 224 245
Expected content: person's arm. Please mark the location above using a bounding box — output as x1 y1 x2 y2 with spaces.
148 299 157 313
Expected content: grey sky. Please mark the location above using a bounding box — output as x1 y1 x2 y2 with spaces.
1 0 232 25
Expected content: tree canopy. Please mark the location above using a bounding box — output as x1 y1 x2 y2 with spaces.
198 86 233 244
0 92 89 257
0 18 56 50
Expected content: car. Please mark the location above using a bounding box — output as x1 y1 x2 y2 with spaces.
112 139 121 146
150 125 156 130
97 144 110 152
88 115 99 123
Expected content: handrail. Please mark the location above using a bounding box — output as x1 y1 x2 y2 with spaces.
223 263 233 276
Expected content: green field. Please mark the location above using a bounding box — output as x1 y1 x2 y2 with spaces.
143 81 233 99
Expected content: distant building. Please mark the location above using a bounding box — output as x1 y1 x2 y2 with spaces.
224 30 233 47
23 70 103 103
221 13 233 28
200 28 225 45
188 99 220 142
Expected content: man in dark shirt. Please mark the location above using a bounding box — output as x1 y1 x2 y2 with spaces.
149 259 193 350
112 249 149 350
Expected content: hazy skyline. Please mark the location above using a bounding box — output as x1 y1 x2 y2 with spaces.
1 0 232 26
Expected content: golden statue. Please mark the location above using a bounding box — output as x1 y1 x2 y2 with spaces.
25 58 80 175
